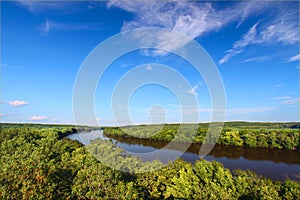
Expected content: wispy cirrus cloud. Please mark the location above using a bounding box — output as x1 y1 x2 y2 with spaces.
239 56 270 63
17 1 81 14
96 117 103 121
273 96 291 101
187 85 199 96
273 96 299 106
1 100 29 107
274 84 283 88
227 106 277 115
145 65 152 71
107 1 270 56
0 113 10 117
219 5 299 64
18 1 106 14
168 104 276 115
108 1 298 59
108 1 269 37
40 18 103 34
287 54 300 62
28 116 49 121
277 97 299 106
0 63 23 69
219 22 259 64
28 116 59 122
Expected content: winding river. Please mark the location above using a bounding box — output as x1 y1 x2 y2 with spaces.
67 130 300 181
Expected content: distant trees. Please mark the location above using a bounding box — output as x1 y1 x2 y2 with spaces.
104 123 300 150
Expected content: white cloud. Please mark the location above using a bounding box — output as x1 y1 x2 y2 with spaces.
273 96 300 105
274 84 283 88
28 116 49 121
1 100 29 107
167 105 277 115
219 22 259 64
41 18 51 33
227 106 277 115
219 6 299 64
219 49 243 65
187 85 199 96
109 1 299 60
235 22 259 48
108 1 270 56
272 96 299 106
273 96 291 101
17 1 79 13
145 65 152 71
120 64 129 68
0 113 9 117
0 63 23 69
277 97 300 105
287 54 300 62
40 18 103 34
240 56 270 63
168 103 180 108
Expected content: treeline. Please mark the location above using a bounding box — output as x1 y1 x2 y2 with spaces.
103 122 300 150
0 122 102 131
1 127 299 199
0 123 101 139
223 121 300 129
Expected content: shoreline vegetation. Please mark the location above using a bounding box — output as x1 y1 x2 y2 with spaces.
103 122 300 150
0 123 299 199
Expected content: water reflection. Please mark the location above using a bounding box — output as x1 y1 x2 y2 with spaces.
67 130 300 181
108 134 300 165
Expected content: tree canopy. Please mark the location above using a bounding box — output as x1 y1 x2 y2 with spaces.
0 124 299 199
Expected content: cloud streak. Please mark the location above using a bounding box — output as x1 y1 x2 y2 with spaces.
107 1 272 56
226 106 277 115
0 63 23 69
273 96 299 106
28 116 49 121
1 100 29 107
239 56 270 63
28 115 59 122
219 22 259 64
168 104 277 115
277 97 300 106
273 96 291 101
108 1 267 37
40 18 103 34
0 113 10 117
187 85 199 96
108 1 298 59
145 65 152 71
287 54 300 62
219 4 299 64
17 1 81 14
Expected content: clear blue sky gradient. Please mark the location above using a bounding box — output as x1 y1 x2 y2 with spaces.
1 1 299 125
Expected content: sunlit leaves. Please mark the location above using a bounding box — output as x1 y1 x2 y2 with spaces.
0 125 299 199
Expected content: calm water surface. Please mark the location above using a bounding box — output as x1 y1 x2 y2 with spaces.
67 130 300 181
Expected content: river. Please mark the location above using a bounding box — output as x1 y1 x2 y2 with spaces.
67 130 300 181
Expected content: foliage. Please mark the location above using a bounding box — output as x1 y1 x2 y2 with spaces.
104 122 300 150
0 124 299 199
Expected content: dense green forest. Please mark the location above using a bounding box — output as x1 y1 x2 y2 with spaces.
0 124 299 199
104 122 300 150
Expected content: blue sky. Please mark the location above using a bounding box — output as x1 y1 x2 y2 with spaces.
1 1 299 125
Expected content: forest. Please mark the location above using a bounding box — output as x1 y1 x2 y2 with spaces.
0 123 299 199
103 122 300 150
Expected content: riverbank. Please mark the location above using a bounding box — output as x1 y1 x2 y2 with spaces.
103 122 300 150
1 125 299 199
67 130 300 181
